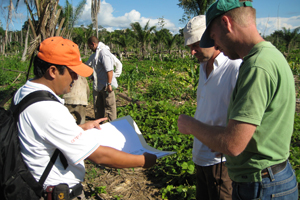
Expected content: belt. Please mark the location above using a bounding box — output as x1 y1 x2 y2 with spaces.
261 160 287 178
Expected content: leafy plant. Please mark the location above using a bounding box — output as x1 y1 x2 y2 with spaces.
94 185 107 194
113 194 123 200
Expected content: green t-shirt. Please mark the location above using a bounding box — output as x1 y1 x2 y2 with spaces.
226 41 295 182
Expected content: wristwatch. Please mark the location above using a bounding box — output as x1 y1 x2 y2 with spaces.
107 83 111 85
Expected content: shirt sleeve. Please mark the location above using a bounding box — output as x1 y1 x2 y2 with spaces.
100 49 114 72
229 66 275 126
42 104 101 165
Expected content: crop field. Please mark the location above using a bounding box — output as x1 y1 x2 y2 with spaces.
1 54 300 199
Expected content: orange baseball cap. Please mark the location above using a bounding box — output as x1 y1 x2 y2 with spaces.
37 37 93 77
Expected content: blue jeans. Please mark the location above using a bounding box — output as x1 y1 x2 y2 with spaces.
232 161 298 200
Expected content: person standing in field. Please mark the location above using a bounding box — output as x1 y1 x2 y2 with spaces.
11 36 156 199
178 0 298 199
86 36 122 122
182 15 242 200
63 75 90 125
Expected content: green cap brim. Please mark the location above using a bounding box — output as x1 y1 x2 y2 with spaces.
200 22 214 48
200 0 253 48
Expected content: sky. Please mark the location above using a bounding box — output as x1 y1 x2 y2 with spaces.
1 0 300 37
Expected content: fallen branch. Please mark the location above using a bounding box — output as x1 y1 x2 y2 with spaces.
117 93 142 108
2 68 27 74
11 73 22 84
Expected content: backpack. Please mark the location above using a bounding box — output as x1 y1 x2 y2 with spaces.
111 53 122 77
86 43 123 78
0 90 68 200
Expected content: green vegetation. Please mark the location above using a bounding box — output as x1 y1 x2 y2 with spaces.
2 1 299 198
1 49 300 198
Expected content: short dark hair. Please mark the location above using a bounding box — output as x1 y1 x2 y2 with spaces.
33 56 66 78
87 36 99 45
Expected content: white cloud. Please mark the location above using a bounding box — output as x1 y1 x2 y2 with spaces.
10 0 298 36
256 15 300 36
77 0 179 34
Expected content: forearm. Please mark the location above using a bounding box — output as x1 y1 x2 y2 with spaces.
178 115 229 154
178 114 255 156
107 70 113 84
88 146 150 168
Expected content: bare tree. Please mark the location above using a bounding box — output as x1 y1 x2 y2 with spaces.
3 0 14 55
15 0 63 57
21 23 30 61
91 0 101 38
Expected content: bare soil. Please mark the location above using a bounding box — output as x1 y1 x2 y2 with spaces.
2 76 299 200
81 93 163 200
81 76 300 200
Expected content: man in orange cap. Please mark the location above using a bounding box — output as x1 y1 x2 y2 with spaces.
11 37 156 199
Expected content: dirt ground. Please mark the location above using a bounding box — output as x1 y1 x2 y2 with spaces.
2 76 299 200
81 93 163 200
81 76 300 200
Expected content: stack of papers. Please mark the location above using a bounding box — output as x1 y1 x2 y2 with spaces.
86 116 176 159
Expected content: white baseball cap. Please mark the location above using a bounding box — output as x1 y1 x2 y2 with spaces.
183 15 206 46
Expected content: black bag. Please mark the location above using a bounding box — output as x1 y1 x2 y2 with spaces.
0 90 68 200
53 184 70 200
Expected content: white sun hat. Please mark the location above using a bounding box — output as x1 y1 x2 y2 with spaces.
183 15 206 46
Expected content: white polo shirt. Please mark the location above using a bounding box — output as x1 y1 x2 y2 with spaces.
193 53 242 166
13 80 101 188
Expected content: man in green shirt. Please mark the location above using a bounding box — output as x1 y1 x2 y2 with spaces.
177 0 298 199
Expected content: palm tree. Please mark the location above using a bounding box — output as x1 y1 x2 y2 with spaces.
175 33 185 58
266 27 300 56
130 20 156 59
154 29 169 61
91 0 101 38
111 29 135 60
281 27 300 55
163 32 178 55
59 0 87 39
15 0 62 57
73 23 94 56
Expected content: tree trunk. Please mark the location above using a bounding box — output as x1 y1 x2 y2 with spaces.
21 25 30 62
5 0 13 50
24 0 62 58
84 43 88 56
0 37 2 53
91 0 101 38
9 32 12 43
96 17 98 38
20 29 23 47
1 36 5 55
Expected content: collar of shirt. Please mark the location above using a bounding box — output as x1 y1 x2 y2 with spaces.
25 80 65 104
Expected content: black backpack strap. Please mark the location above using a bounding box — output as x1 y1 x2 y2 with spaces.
39 149 68 185
13 90 68 185
12 90 60 118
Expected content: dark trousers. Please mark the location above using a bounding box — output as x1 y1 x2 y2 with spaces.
93 88 116 122
196 162 232 200
65 104 86 125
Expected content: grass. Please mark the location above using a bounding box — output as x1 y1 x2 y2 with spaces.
1 53 299 199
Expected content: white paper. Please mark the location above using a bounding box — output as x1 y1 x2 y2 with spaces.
85 116 176 159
